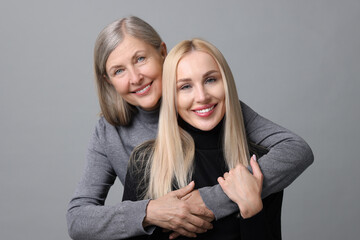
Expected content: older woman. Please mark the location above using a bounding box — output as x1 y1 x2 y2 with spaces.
67 16 313 239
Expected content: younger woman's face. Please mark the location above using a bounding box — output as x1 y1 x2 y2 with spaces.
105 34 166 111
176 51 226 131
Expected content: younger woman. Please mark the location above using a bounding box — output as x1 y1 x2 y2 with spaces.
123 39 283 239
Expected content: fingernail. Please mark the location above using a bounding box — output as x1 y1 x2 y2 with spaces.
252 154 257 162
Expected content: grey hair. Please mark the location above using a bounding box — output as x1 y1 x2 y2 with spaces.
94 16 163 126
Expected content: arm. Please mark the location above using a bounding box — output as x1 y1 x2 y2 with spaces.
66 121 152 240
124 144 214 239
241 101 314 197
196 101 313 219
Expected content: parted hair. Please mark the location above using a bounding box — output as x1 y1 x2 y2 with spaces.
131 38 250 199
94 16 163 126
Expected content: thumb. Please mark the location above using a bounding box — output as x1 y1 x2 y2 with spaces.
250 155 263 182
217 176 225 189
173 181 195 198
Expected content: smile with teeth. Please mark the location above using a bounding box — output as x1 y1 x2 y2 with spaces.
133 82 152 95
195 105 215 113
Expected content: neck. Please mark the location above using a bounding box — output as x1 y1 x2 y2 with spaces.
135 106 160 124
178 117 224 149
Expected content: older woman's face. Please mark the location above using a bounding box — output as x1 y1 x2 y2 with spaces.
105 34 166 111
176 51 226 131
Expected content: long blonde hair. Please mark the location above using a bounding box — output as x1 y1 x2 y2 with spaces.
142 39 249 199
94 16 163 126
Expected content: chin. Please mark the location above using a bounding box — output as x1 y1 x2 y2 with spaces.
140 99 160 111
196 123 216 131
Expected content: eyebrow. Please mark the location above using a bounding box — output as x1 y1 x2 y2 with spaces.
203 70 219 77
108 65 122 75
177 70 219 83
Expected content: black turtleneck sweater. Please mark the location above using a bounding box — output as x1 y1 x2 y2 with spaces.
123 118 282 240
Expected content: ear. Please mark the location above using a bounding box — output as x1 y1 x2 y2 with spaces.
160 42 167 59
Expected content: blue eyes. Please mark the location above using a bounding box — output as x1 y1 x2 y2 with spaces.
137 56 145 62
115 69 124 75
114 56 145 76
205 77 216 84
180 84 191 90
179 77 217 90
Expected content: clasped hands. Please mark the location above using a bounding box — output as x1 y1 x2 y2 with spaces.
143 181 214 239
143 155 263 239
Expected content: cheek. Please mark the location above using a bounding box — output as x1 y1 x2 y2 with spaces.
147 60 163 78
176 93 190 116
219 91 226 102
152 77 162 92
112 79 129 95
218 91 226 115
216 84 226 102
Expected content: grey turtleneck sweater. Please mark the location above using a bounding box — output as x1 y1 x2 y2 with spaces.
67 101 313 240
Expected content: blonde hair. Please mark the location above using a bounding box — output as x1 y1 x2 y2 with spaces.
135 39 249 199
94 16 163 126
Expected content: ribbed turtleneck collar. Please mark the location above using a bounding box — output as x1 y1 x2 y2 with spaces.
135 106 160 125
178 117 224 150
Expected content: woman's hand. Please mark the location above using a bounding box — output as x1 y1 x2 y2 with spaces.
217 155 263 219
143 181 214 238
166 189 214 239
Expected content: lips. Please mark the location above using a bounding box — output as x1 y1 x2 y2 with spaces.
192 104 217 117
132 82 152 96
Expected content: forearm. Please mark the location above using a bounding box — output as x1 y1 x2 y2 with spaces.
258 135 313 198
198 184 238 220
241 101 314 198
200 102 314 220
67 199 152 240
67 164 153 239
67 122 153 239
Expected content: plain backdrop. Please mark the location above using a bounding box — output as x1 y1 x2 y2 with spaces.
1 0 359 239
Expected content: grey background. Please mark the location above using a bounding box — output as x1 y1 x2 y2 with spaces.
1 0 359 239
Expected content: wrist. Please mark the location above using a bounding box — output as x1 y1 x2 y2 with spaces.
143 200 154 228
238 200 263 219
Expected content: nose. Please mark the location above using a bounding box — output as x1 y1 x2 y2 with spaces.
195 86 209 103
129 66 143 85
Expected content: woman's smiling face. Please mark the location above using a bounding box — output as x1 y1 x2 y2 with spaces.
105 34 166 111
176 50 226 131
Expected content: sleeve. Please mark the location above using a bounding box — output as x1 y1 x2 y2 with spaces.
66 120 152 240
122 144 157 240
241 101 314 198
198 101 313 220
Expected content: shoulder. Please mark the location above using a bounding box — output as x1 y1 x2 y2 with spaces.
239 100 258 126
88 116 122 152
94 116 115 135
239 100 251 114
